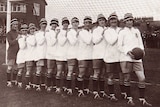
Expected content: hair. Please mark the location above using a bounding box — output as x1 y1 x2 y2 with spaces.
62 20 70 25
97 17 107 26
108 18 120 27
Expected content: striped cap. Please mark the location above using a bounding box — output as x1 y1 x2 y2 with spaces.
29 23 36 30
123 13 134 22
50 18 59 26
97 14 106 20
71 17 79 23
20 24 28 30
108 12 118 20
39 18 47 25
84 16 92 22
11 18 18 25
62 17 69 25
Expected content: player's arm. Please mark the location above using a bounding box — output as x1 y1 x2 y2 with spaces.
79 31 92 45
58 32 67 46
104 29 118 46
137 29 145 50
7 32 18 46
67 31 78 45
35 33 46 46
18 36 26 49
92 29 103 44
46 32 57 46
26 36 36 46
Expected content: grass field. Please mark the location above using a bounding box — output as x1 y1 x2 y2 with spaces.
0 44 160 107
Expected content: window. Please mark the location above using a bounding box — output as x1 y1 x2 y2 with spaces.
33 3 40 16
11 3 26 13
0 3 6 12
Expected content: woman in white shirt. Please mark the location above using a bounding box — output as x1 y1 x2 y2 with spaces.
16 24 28 88
55 17 69 94
66 17 79 95
92 14 107 99
103 12 121 101
77 16 93 97
25 23 36 90
118 13 152 106
45 18 59 92
34 18 47 91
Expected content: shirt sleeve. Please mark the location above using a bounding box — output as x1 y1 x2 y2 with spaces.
79 31 92 45
26 36 36 46
18 37 26 49
104 29 118 45
57 31 67 46
137 29 144 50
118 31 131 55
46 32 57 46
67 31 78 45
92 29 103 44
118 31 126 54
35 33 46 46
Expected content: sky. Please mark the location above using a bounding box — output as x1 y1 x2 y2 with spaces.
45 0 160 26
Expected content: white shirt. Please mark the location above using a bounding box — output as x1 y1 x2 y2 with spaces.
118 27 144 62
56 29 69 61
16 35 27 64
103 27 121 63
35 30 47 61
67 28 79 59
77 29 93 60
92 26 107 59
25 34 36 61
45 29 57 60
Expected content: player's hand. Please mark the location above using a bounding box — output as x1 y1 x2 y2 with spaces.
55 29 60 37
127 51 135 59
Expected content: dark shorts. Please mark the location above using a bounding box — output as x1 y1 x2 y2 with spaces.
36 59 45 67
67 59 78 66
106 62 121 73
47 60 56 69
17 63 25 69
78 60 92 68
7 59 16 66
26 61 34 67
92 59 104 69
124 62 144 72
120 61 143 73
56 60 67 65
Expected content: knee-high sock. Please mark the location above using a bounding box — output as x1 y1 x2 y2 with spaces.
93 79 98 92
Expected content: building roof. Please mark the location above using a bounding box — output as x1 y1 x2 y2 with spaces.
0 0 47 5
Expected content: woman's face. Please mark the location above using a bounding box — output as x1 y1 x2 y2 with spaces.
63 23 69 29
125 19 134 28
72 21 79 29
51 23 58 30
29 28 36 35
109 18 118 27
84 21 92 30
98 18 106 27
21 29 28 35
40 23 47 31
11 22 19 31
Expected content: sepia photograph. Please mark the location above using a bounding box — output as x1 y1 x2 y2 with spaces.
0 0 159 107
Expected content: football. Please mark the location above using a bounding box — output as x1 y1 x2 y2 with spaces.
131 48 145 60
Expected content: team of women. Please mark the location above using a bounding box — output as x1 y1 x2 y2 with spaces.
6 12 152 107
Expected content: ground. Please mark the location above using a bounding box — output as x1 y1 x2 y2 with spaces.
0 44 159 107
